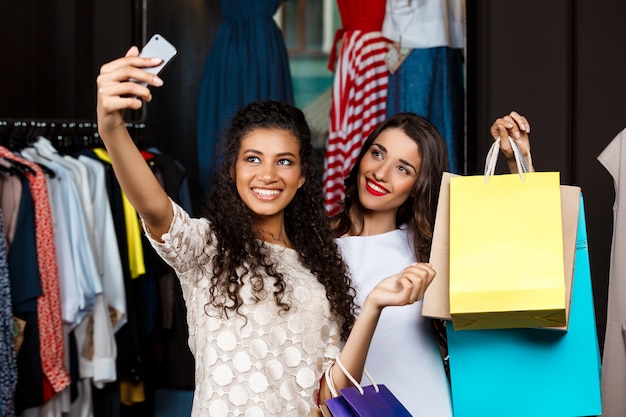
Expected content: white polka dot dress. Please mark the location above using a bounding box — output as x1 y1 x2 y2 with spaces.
143 200 340 416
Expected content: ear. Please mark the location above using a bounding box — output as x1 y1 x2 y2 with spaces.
298 175 306 189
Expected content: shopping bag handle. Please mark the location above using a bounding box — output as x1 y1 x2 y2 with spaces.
325 356 380 397
484 136 533 183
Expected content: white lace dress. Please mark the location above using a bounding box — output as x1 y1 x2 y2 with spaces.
143 200 341 417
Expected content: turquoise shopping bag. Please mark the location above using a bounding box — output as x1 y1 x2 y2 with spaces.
446 194 602 417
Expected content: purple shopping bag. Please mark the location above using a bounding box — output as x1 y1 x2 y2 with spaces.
324 356 412 417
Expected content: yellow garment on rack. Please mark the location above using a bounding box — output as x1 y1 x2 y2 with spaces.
92 148 146 279
120 379 146 405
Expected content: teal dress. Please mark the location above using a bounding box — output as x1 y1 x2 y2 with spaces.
196 0 294 195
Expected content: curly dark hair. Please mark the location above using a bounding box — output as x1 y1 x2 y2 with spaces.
331 113 449 262
202 100 357 340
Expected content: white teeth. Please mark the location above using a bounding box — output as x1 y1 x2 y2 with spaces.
367 180 386 194
253 188 280 196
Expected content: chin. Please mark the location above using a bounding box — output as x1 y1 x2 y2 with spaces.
359 198 383 212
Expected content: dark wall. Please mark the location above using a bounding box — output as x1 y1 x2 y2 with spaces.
468 0 626 350
142 0 222 213
0 0 221 213
574 0 626 350
0 0 138 120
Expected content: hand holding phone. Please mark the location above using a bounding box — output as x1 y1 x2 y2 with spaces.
134 34 177 86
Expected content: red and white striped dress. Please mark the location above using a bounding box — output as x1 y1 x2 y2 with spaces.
323 0 389 216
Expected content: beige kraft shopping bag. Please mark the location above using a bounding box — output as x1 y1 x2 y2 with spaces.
423 172 580 332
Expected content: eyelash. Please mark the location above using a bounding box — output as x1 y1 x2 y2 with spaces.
370 151 411 175
245 156 293 166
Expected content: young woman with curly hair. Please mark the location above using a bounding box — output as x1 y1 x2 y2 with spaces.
96 46 433 417
331 111 532 415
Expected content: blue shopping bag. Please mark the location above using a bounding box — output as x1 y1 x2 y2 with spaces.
446 194 602 417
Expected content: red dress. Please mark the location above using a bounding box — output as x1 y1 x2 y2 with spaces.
323 0 389 216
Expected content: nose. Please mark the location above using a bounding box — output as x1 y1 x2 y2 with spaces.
257 164 277 183
372 161 391 182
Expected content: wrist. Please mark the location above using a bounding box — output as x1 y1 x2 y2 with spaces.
361 295 385 316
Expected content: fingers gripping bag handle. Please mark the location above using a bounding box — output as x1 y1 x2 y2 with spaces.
484 136 533 182
324 356 413 417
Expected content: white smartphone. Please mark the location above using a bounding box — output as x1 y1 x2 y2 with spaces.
134 34 177 85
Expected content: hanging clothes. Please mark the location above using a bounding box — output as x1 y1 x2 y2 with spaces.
196 0 295 196
0 147 70 395
2 168 46 414
0 210 18 417
82 147 149 412
0 122 195 415
0 158 21 253
21 145 102 329
141 149 195 390
83 145 196 414
91 148 145 281
598 127 626 417
78 155 127 333
0 134 122 415
383 0 466 174
322 0 390 216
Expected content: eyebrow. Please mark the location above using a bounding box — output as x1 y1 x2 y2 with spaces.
243 149 298 158
371 143 418 173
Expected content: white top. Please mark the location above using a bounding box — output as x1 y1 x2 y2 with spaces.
79 155 127 333
144 200 341 417
382 0 465 49
337 228 453 416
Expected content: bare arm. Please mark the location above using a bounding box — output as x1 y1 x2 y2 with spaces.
96 46 173 239
490 111 533 173
319 263 436 401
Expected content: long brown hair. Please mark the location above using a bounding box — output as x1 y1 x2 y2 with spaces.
331 113 449 262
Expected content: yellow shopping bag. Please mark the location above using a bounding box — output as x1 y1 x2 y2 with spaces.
422 172 579 332
448 138 566 330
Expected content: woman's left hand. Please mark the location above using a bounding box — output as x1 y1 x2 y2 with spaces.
490 111 533 172
490 111 531 160
367 263 436 310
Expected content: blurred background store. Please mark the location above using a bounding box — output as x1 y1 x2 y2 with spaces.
1 1 625 416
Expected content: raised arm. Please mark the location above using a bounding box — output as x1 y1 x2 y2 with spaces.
96 46 173 239
319 262 435 401
490 111 533 173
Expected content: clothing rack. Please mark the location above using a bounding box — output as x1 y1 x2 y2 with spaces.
0 119 146 152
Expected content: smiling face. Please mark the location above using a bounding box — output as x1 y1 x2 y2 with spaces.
235 128 306 224
357 127 422 217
